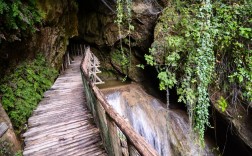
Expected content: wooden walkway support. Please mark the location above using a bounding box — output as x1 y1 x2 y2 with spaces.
23 56 107 156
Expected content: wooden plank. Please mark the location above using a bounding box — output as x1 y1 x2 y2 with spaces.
23 55 107 156
24 132 102 155
25 128 100 148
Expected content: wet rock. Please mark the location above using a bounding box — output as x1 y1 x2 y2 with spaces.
210 89 252 155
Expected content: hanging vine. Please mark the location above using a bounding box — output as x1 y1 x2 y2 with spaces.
116 0 252 147
145 0 215 146
115 0 133 77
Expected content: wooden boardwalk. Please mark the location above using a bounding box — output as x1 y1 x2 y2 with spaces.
23 56 107 156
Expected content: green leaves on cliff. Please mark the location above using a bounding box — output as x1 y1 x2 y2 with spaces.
115 0 133 75
145 0 252 146
0 0 43 42
213 1 252 104
0 54 57 132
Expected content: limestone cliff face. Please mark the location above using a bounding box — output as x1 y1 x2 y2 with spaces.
33 0 78 69
77 0 163 81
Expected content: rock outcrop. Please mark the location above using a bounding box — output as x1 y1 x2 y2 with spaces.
77 0 163 81
0 0 78 77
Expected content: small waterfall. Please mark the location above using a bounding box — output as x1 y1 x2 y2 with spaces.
106 92 123 116
104 84 214 156
105 90 171 156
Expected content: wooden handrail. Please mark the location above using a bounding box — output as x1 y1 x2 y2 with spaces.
80 47 159 156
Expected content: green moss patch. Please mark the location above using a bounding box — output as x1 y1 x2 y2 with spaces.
0 54 58 133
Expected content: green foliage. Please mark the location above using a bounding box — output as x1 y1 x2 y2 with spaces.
144 54 156 66
0 54 57 132
115 0 133 75
14 151 23 156
145 0 252 146
0 0 43 42
136 64 144 69
114 0 251 147
158 71 177 90
149 1 215 145
212 1 252 103
217 96 228 112
0 139 14 156
111 49 130 73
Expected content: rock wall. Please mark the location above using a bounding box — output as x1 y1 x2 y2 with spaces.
77 0 164 81
0 0 78 77
34 0 78 69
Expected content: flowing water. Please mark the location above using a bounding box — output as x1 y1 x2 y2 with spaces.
101 83 215 156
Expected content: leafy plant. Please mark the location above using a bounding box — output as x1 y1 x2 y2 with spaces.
0 0 43 42
0 54 57 132
117 0 252 147
217 96 228 112
14 151 23 156
0 139 14 156
146 0 215 145
115 0 133 76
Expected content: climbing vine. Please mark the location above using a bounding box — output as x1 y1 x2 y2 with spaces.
0 0 43 43
115 0 133 77
0 54 57 133
145 0 252 146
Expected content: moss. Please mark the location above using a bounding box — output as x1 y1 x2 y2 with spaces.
111 49 129 74
0 54 58 133
36 0 78 33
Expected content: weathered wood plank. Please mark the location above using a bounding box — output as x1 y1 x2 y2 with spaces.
25 132 102 155
23 56 106 156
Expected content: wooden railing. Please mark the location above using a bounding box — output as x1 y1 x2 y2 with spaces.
80 47 159 156
83 47 104 85
60 43 86 73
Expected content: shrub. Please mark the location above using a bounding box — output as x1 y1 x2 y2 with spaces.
0 54 57 132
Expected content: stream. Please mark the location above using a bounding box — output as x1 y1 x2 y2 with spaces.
100 82 215 156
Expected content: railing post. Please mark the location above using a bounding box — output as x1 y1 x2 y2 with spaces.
106 114 123 156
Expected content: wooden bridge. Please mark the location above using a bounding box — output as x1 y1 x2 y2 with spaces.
23 45 159 156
